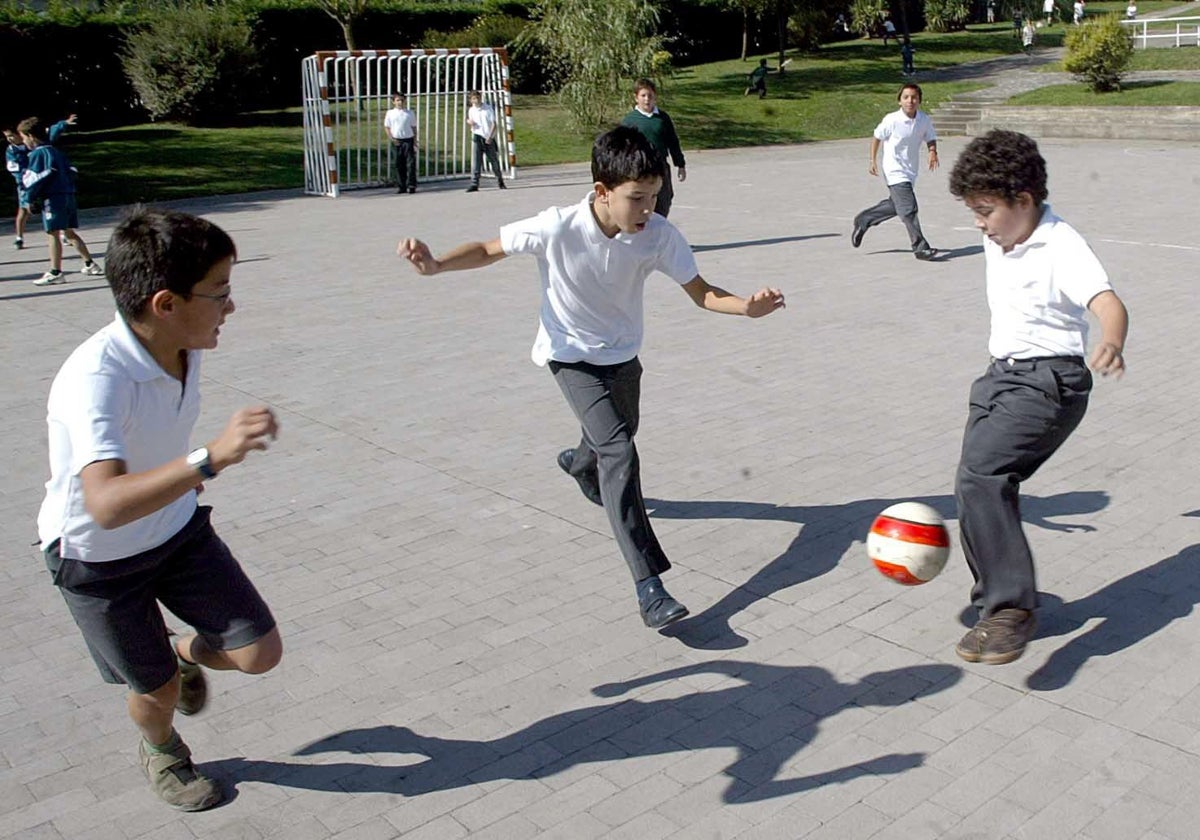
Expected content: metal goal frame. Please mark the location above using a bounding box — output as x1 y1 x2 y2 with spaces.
302 48 516 197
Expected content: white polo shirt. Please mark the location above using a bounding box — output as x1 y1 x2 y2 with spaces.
499 192 700 367
984 205 1113 360
38 314 201 562
874 108 936 186
468 103 497 140
384 107 416 140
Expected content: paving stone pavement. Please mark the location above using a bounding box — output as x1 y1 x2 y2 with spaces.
2 133 1199 839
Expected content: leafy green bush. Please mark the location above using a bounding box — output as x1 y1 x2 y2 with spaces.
421 13 558 93
849 0 886 37
120 3 260 123
1063 13 1133 91
924 0 970 31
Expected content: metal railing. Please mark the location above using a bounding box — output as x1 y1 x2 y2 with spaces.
1120 15 1200 48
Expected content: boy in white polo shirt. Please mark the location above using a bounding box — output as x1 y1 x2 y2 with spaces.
948 130 1128 665
37 207 283 810
383 92 418 194
398 125 785 629
851 82 940 260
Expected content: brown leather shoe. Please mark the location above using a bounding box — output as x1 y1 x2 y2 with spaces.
956 609 1036 665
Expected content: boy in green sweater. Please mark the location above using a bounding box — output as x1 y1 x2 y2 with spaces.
620 78 687 218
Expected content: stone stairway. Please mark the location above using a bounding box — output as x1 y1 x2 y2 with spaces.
930 89 1011 136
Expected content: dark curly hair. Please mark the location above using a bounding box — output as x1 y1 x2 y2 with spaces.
948 129 1048 205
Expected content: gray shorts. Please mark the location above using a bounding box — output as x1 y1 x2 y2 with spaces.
44 506 276 695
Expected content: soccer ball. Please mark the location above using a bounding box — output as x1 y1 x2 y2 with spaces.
867 502 950 585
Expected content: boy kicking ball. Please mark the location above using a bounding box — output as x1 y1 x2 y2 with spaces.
398 125 785 629
948 130 1128 665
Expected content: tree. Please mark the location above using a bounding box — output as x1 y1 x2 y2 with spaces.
518 0 665 128
318 0 369 50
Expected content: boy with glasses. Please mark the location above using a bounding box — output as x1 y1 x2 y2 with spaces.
37 207 283 810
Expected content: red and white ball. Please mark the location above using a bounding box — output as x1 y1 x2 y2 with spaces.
867 502 950 585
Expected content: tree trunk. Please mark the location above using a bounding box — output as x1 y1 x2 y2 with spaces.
741 9 749 61
341 19 357 51
777 5 787 70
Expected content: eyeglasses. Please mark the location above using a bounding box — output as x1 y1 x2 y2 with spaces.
191 291 232 304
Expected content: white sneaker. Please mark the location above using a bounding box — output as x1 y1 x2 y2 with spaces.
34 271 66 286
13 237 22 250
80 262 104 276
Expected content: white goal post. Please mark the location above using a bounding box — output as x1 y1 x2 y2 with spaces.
302 48 516 197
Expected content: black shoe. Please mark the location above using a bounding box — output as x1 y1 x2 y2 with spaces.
914 248 941 261
955 609 1037 664
397 188 405 194
638 577 690 629
851 224 866 248
466 184 479 193
409 188 416 194
556 449 602 506
498 181 507 190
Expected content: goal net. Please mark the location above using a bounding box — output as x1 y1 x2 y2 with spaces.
301 48 515 197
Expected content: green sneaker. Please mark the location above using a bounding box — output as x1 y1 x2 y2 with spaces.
169 632 208 716
139 735 222 811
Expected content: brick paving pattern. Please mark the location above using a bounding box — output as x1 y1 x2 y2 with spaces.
2 131 1198 838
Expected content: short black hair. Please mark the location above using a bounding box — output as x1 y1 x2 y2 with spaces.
949 129 1049 205
106 207 237 321
899 82 922 101
591 125 664 189
633 78 656 94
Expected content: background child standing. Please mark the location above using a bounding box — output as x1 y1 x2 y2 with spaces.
947 129 1128 665
465 90 506 192
621 78 687 218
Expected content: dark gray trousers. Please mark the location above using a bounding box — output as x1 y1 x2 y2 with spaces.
393 138 416 191
655 167 674 218
471 135 505 187
549 357 670 582
855 180 930 252
955 357 1092 618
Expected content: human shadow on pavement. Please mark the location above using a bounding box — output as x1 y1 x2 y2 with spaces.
645 491 1109 651
692 234 838 253
1027 532 1200 692
207 660 960 802
935 244 984 260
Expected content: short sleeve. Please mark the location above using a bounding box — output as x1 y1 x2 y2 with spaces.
655 224 700 285
53 370 133 476
1055 231 1111 308
873 117 892 141
499 208 557 257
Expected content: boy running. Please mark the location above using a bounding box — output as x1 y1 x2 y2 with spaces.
38 207 283 809
398 125 784 628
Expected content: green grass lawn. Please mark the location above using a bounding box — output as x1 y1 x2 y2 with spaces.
4 22 1196 213
1010 78 1200 102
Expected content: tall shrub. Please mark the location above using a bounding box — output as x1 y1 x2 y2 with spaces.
120 2 259 124
849 0 886 36
1063 13 1133 92
518 0 664 128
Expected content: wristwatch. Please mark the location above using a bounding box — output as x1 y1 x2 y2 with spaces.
186 447 218 479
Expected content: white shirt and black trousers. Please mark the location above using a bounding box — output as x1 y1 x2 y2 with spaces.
500 194 699 582
468 102 505 189
956 207 1111 620
855 108 936 253
385 106 418 193
37 315 275 695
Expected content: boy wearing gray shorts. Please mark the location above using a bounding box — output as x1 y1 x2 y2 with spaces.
37 207 283 811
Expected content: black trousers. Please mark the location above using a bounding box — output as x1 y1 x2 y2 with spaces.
955 357 1092 618
549 357 670 582
655 167 675 218
471 135 505 186
854 181 930 252
393 138 416 191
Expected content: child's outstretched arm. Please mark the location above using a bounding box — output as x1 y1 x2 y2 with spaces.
868 138 882 176
681 275 785 317
398 237 507 275
1087 289 1128 377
